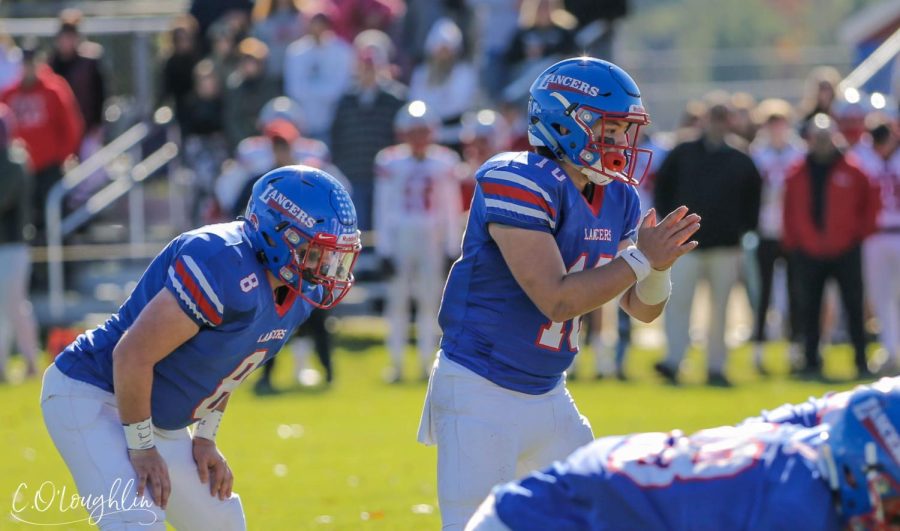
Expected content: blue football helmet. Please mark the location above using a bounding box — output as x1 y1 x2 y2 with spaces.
823 386 900 529
244 165 361 309
527 57 651 186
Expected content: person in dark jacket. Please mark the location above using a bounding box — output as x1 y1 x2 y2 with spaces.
653 100 762 386
49 9 108 206
782 114 880 379
0 103 40 382
160 15 201 137
330 30 406 231
49 9 105 148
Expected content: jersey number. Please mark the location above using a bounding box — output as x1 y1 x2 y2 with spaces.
192 349 268 419
240 273 259 293
536 254 613 351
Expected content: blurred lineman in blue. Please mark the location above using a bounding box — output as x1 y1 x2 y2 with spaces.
469 377 900 531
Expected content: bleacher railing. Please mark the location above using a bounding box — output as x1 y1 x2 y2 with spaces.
45 122 178 319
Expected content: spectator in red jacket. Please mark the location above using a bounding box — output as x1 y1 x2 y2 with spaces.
0 41 83 241
782 113 880 379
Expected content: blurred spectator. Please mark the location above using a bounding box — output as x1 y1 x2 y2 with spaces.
50 10 105 147
284 11 355 141
798 66 840 137
375 101 462 383
674 99 706 143
466 0 520 102
330 30 406 231
730 92 757 143
565 0 628 59
506 0 577 77
749 98 806 374
783 114 879 379
328 0 404 43
50 9 108 205
653 100 762 387
834 92 871 149
250 0 305 83
456 108 509 209
160 15 201 136
224 38 280 150
189 0 253 54
856 115 900 373
207 19 242 88
0 33 21 93
0 105 39 382
399 0 449 68
181 59 228 224
219 115 332 218
409 18 477 149
1 41 83 240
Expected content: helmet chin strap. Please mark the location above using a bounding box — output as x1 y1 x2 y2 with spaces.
581 165 614 186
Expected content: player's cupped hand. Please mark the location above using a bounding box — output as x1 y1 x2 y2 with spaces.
193 437 234 501
635 206 701 270
128 447 171 509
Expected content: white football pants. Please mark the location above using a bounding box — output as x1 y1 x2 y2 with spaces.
386 226 444 375
864 233 900 363
40 364 246 530
418 353 593 530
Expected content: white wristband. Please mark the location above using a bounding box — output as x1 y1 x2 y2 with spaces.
194 410 224 441
635 267 672 305
123 418 155 450
619 246 652 282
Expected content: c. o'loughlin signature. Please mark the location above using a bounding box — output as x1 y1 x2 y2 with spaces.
10 478 158 526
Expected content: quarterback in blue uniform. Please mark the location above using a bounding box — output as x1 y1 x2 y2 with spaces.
468 377 900 531
40 166 360 530
417 57 703 529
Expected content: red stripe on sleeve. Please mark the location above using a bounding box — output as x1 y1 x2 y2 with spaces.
174 260 223 326
481 182 556 218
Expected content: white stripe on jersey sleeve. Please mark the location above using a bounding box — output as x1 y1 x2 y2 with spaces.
483 169 554 203
484 198 557 230
182 255 225 314
168 266 214 326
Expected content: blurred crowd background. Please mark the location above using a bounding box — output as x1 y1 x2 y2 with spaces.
1 0 900 389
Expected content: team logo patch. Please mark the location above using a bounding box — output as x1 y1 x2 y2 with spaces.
538 74 603 97
259 184 316 228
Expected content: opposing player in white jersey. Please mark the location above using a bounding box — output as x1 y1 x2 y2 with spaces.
418 57 702 529
40 166 360 529
749 99 806 373
375 101 463 382
854 115 900 372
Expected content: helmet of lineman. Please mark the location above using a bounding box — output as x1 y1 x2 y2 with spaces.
527 56 651 186
824 387 900 529
244 165 361 309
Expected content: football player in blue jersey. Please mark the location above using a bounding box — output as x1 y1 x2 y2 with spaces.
417 56 703 529
467 377 900 531
39 165 360 530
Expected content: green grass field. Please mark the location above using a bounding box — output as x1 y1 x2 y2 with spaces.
0 321 874 530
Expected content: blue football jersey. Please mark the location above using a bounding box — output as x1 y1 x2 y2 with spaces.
492 422 839 531
438 151 641 394
55 221 316 430
489 378 900 530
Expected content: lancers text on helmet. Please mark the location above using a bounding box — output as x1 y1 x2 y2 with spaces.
259 184 317 229
538 74 601 97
